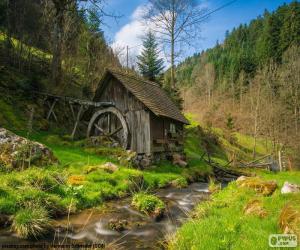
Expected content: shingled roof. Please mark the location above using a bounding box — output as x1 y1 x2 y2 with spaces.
94 69 189 124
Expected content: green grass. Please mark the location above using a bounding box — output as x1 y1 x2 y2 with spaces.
12 207 51 239
184 112 275 166
169 171 300 250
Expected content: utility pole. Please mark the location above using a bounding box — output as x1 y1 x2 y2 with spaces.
126 45 129 70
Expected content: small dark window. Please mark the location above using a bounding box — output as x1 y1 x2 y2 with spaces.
170 123 176 133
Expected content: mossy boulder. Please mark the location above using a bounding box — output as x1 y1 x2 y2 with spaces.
236 176 277 196
0 128 57 169
132 192 165 220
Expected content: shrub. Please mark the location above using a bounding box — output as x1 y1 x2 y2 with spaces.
132 192 165 219
12 207 51 239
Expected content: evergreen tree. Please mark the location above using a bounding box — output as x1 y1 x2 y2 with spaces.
137 31 164 81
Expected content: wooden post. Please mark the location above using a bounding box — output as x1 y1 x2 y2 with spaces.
69 102 76 122
126 45 129 70
278 150 282 172
71 105 84 140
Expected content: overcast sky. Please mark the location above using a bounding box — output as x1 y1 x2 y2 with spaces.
101 0 294 66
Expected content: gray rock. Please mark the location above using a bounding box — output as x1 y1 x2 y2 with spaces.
0 128 57 169
281 181 300 194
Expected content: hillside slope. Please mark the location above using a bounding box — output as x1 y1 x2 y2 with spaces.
177 2 300 167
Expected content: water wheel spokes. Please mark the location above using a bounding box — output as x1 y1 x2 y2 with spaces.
87 107 129 149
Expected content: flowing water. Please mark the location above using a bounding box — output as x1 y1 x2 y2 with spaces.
0 183 210 249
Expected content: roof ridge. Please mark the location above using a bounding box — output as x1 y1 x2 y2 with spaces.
107 68 160 87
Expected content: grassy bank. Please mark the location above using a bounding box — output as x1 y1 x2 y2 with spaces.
0 130 211 238
0 113 293 240
168 170 300 250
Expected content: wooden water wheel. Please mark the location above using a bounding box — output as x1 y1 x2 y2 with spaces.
87 107 129 149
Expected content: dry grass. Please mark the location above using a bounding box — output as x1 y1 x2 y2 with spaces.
279 203 300 237
208 177 221 193
244 199 267 218
236 177 277 196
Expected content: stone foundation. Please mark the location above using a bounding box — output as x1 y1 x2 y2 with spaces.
132 151 185 168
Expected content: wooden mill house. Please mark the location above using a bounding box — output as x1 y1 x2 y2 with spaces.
87 69 189 159
41 68 189 163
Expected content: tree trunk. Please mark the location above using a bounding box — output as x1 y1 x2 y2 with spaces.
51 4 65 86
171 31 175 89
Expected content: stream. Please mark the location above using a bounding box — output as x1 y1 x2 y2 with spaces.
0 182 210 249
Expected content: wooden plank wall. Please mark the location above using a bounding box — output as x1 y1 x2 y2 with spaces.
97 78 151 154
126 110 151 154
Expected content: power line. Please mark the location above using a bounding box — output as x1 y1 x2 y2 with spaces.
189 0 238 26
121 0 238 67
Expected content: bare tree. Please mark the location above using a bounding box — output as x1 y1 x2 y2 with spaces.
144 0 208 88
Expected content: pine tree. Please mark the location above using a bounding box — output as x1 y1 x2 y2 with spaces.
137 31 164 81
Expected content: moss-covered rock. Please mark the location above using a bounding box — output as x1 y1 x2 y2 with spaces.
132 192 165 220
236 176 277 196
0 128 57 169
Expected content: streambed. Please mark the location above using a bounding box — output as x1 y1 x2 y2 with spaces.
0 183 210 249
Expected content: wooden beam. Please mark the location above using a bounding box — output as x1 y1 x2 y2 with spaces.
46 99 58 121
108 126 123 136
94 123 108 136
34 91 114 108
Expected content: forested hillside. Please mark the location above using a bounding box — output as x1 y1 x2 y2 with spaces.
176 2 300 164
0 0 119 96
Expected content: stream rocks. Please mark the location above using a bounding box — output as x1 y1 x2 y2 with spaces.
108 219 129 232
0 128 57 169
